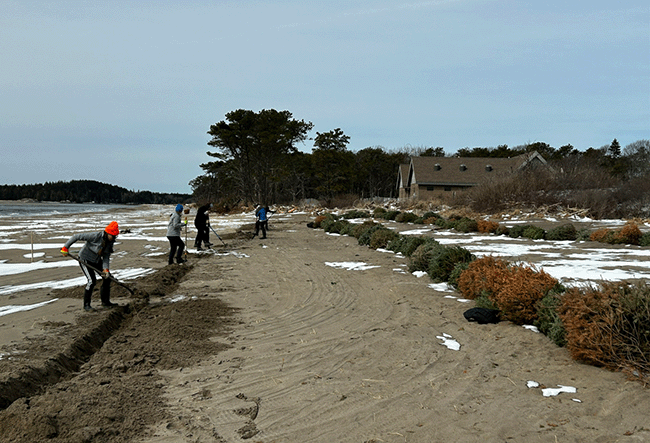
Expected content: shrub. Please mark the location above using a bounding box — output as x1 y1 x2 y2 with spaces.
312 215 327 228
640 232 650 247
339 222 356 237
352 221 378 239
457 256 558 325
448 262 469 290
589 223 642 245
373 207 387 217
387 235 428 257
508 225 527 238
422 211 440 220
422 217 439 225
558 282 650 377
369 228 399 250
428 246 475 283
474 294 498 310
407 238 442 273
455 217 479 233
522 225 546 240
616 223 642 245
342 210 370 219
534 292 567 347
477 220 500 234
490 264 558 325
324 220 350 234
395 212 419 223
457 256 511 299
319 214 339 231
495 225 510 236
382 210 401 220
576 228 591 241
546 224 577 241
434 217 449 228
358 224 389 246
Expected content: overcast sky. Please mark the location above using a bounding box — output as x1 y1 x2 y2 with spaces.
1 1 648 194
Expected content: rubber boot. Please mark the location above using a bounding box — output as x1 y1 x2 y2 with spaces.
101 280 117 307
83 289 94 311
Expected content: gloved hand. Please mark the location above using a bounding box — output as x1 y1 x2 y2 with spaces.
102 269 111 279
60 247 69 256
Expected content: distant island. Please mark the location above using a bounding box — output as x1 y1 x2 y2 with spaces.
0 180 192 205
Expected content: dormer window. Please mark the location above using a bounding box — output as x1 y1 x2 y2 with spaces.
485 165 493 172
459 164 467 171
434 164 441 171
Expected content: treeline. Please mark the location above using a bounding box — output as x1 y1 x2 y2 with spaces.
191 109 650 211
0 180 191 204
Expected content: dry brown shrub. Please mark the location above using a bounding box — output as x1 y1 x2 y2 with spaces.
457 256 510 299
458 257 557 324
477 220 499 234
422 217 438 225
313 215 327 228
559 282 650 378
616 223 642 245
589 228 610 243
589 223 642 245
558 283 622 368
491 265 558 325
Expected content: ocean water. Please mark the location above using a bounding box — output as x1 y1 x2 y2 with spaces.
0 202 130 218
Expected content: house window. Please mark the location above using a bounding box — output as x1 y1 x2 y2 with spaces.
444 186 452 192
426 186 434 191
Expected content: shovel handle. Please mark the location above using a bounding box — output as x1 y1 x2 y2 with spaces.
66 253 134 295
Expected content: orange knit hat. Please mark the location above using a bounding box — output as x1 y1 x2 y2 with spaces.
105 221 119 236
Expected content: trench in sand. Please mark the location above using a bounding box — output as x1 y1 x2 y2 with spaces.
0 263 193 411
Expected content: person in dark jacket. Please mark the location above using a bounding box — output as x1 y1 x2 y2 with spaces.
194 203 213 250
167 204 186 264
60 221 119 311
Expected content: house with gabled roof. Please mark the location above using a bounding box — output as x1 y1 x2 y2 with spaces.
397 151 548 200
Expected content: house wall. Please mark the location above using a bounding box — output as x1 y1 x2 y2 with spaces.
413 184 470 199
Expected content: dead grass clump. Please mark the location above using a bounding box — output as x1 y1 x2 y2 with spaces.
477 220 499 233
312 215 327 228
558 282 650 378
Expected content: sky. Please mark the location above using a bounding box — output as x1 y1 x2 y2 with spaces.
1 1 648 194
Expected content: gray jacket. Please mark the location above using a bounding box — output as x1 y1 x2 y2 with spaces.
64 231 114 270
167 211 184 237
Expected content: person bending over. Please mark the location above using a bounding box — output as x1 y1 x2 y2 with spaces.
60 221 120 311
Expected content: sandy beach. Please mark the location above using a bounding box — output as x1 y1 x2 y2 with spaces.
0 204 649 442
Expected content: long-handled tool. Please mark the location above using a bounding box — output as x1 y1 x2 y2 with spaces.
66 253 135 295
209 224 226 246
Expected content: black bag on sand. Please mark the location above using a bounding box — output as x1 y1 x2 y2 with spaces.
463 307 501 324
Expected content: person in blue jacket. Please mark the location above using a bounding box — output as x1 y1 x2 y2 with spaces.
252 204 274 239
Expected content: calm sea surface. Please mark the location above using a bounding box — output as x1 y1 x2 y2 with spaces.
0 202 130 218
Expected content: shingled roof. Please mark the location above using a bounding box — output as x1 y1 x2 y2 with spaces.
406 151 547 187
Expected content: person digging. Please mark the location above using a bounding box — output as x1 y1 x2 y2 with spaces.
60 221 120 311
194 202 213 250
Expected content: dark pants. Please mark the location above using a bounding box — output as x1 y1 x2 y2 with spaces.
79 260 111 307
254 220 267 238
194 223 210 247
167 236 185 264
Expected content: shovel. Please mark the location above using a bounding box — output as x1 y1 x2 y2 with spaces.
66 252 135 295
209 224 226 246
